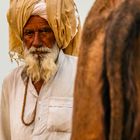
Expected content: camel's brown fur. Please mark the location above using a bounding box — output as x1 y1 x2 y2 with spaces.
71 0 140 140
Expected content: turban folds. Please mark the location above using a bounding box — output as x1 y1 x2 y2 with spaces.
7 0 81 60
32 0 48 21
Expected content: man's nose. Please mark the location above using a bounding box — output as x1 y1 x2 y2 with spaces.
32 32 42 48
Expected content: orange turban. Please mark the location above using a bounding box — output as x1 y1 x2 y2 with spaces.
7 0 81 61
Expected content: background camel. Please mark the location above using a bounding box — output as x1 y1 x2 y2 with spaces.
71 0 140 140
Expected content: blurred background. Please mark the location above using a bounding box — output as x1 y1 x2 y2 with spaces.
0 0 94 89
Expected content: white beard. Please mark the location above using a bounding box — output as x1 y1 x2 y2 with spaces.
23 44 59 83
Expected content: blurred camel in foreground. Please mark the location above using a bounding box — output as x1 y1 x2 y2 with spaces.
71 0 140 140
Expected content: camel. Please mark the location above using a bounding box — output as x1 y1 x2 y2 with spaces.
71 0 140 140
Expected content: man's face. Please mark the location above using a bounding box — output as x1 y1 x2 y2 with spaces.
22 15 59 82
23 15 56 49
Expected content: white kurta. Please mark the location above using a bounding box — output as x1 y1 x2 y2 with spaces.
0 51 77 140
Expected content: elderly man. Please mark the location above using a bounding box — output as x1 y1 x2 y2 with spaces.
0 0 80 140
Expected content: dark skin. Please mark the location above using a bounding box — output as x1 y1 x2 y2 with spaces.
23 15 56 94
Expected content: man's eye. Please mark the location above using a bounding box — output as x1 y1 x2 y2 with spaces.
39 28 53 34
24 31 34 36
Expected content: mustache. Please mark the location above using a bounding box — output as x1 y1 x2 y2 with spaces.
29 46 52 54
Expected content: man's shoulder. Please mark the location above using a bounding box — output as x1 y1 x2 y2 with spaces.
58 50 78 70
63 54 78 70
65 54 78 61
57 52 78 78
3 65 24 83
62 52 78 66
